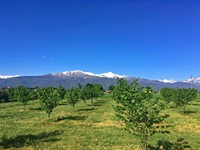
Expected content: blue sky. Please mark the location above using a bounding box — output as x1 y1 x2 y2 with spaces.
0 0 200 80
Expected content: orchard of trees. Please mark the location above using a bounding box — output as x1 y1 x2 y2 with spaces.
0 83 105 118
112 78 198 149
160 87 197 113
0 80 199 149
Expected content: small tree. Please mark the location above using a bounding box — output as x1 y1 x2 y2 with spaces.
113 78 168 149
57 86 66 100
108 85 115 92
14 85 29 110
144 86 153 100
66 87 79 111
28 88 38 102
174 88 197 113
93 84 104 100
0 89 8 102
6 87 16 104
160 88 176 104
38 87 60 119
81 84 94 105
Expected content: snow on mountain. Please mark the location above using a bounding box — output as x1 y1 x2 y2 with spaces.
182 77 200 85
0 75 19 79
97 72 126 78
158 79 177 83
52 70 127 78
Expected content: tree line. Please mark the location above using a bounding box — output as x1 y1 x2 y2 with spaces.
160 87 197 113
0 83 105 119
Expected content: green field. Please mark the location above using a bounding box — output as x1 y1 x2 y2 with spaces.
0 93 200 150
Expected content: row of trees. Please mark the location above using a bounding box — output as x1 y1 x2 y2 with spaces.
0 83 105 119
160 87 197 113
112 78 198 149
112 78 168 149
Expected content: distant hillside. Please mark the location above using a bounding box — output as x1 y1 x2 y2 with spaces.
0 70 200 91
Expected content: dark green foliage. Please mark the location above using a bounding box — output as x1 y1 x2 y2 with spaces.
77 83 82 90
14 85 29 110
57 86 66 100
144 86 154 100
0 89 8 103
151 138 192 150
38 87 60 119
28 89 38 100
6 87 16 103
160 87 198 113
108 85 115 92
174 88 197 113
80 84 95 105
112 78 168 149
160 88 176 104
93 84 104 100
66 87 80 111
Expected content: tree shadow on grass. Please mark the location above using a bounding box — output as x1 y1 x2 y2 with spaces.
29 107 42 111
77 107 95 111
0 114 9 118
148 138 192 150
0 130 63 149
58 102 68 106
178 110 197 115
56 115 87 121
191 103 200 106
93 100 106 106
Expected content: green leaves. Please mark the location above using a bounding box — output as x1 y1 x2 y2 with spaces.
38 87 60 119
174 88 197 112
14 85 29 110
112 78 168 149
160 88 176 104
160 87 198 113
66 87 80 110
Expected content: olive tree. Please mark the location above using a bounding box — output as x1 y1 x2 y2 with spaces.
112 78 168 149
38 87 60 119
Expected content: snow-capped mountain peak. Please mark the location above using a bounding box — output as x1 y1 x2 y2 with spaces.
158 79 177 83
51 70 126 79
183 77 200 84
98 71 126 78
0 75 19 79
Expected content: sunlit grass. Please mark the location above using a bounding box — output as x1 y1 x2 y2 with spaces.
0 93 200 149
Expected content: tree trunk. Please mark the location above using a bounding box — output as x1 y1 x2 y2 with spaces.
73 104 75 111
83 100 86 106
91 99 93 105
183 105 187 113
48 113 51 119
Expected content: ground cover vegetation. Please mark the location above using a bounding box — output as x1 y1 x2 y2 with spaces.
0 80 200 150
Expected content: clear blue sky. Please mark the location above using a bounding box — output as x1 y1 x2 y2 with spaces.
0 0 200 80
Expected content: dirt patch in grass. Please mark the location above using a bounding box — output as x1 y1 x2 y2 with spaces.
94 120 123 127
176 124 200 133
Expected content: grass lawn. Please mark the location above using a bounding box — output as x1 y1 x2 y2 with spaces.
0 93 200 150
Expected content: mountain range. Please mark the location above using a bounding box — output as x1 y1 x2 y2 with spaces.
0 70 200 91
